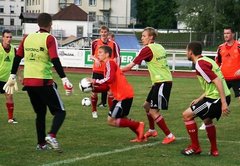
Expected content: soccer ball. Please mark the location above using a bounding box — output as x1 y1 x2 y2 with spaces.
81 97 91 106
79 78 93 92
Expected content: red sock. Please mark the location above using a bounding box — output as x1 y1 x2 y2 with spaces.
6 103 14 119
146 112 155 130
91 94 98 112
116 118 139 132
108 95 114 109
155 115 170 136
49 133 56 138
205 123 217 151
184 120 200 149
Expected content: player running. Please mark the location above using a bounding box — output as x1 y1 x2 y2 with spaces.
88 45 145 142
122 27 175 144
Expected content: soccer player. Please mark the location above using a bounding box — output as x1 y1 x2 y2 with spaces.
3 13 73 152
122 27 176 144
181 41 231 156
0 29 18 124
199 26 240 130
88 45 145 142
107 31 121 60
90 26 120 118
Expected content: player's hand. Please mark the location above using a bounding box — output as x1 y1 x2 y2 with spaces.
61 77 73 96
221 102 230 117
3 74 18 94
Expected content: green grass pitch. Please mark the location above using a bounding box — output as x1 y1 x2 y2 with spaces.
0 72 239 166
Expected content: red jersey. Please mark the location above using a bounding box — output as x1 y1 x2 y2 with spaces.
91 39 120 73
17 29 59 86
95 59 134 100
215 40 240 80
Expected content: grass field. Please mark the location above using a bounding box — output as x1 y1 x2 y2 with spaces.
0 72 239 166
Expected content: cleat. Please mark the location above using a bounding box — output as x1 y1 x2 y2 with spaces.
209 150 219 157
144 130 158 139
98 103 107 107
45 134 62 153
181 145 202 156
130 138 143 143
92 111 98 118
199 123 206 130
162 135 176 144
8 118 18 124
130 122 145 143
36 144 52 150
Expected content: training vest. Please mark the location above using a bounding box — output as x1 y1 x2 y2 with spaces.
0 43 15 82
23 32 53 79
196 56 230 99
92 39 115 73
146 43 172 84
217 41 240 80
105 60 134 100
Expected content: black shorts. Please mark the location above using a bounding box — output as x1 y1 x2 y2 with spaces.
146 82 172 110
191 96 231 121
108 98 133 118
0 81 6 94
92 72 104 79
25 83 65 115
226 80 240 97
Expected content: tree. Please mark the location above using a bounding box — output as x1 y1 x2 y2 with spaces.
136 0 178 29
177 0 240 32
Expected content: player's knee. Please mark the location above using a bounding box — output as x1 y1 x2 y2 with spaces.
143 102 150 111
107 116 116 126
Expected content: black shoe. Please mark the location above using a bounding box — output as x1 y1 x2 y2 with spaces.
97 103 107 107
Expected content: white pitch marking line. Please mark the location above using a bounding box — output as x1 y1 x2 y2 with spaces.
41 137 240 166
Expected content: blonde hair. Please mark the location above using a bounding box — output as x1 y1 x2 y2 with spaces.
143 27 158 40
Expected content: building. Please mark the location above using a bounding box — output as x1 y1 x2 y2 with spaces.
25 0 59 14
0 0 25 26
25 0 132 28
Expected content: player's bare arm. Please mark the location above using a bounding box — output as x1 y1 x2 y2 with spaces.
121 62 136 72
212 77 229 116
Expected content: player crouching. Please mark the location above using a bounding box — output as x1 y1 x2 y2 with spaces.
88 45 145 142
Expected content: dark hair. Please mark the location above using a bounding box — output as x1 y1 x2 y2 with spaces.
224 26 235 33
99 25 109 32
37 13 52 27
2 29 11 37
99 45 112 57
108 32 115 38
187 41 202 55
143 27 158 40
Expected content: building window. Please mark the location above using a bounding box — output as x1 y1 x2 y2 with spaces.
10 6 14 14
89 0 96 6
10 18 14 25
74 0 82 5
21 6 24 13
77 26 83 37
89 12 96 21
0 6 4 13
0 18 4 25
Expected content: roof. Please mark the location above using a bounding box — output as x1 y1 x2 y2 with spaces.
19 13 40 19
115 34 141 50
52 4 89 21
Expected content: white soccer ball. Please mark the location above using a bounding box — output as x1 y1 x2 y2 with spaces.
82 97 91 106
79 78 93 93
